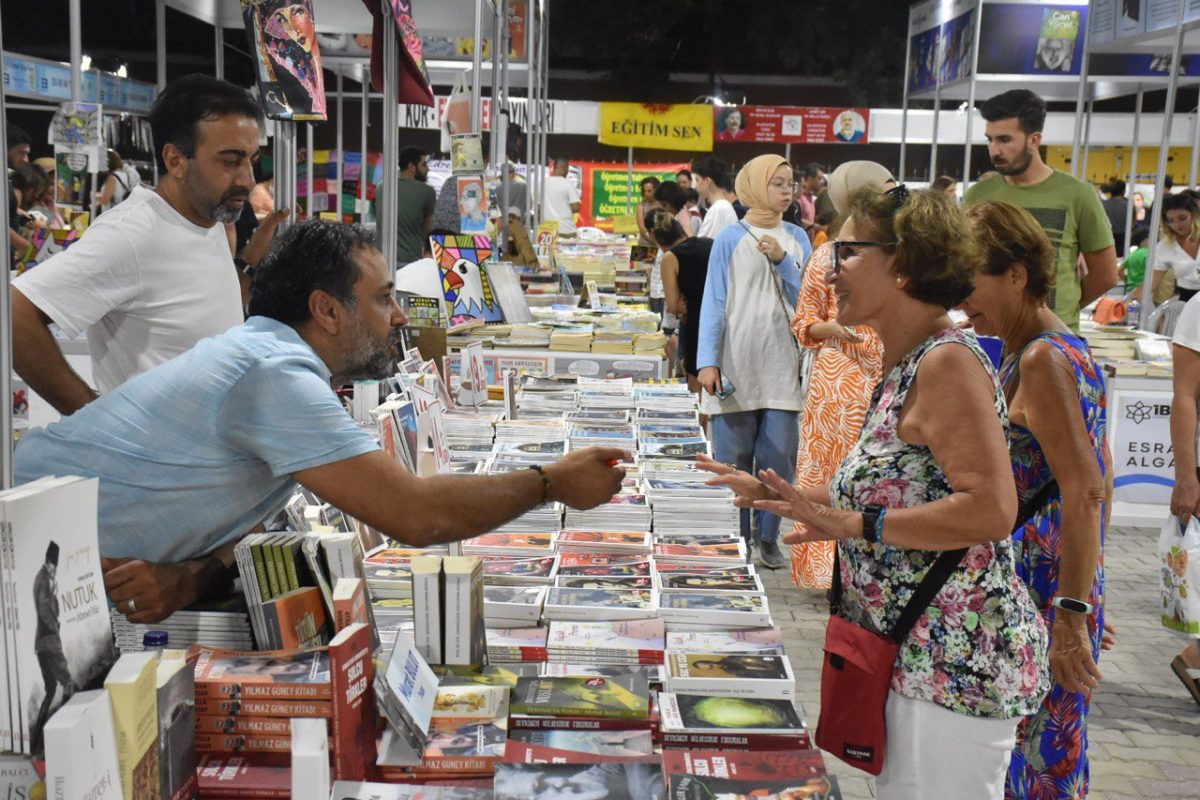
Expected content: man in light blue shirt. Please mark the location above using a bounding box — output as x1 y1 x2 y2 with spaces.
15 220 627 623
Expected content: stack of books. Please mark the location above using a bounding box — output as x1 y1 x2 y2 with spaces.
485 627 549 664
564 408 630 426
542 587 657 621
483 586 546 628
662 749 831 797
556 530 652 555
377 685 509 784
442 407 498 452
664 652 796 701
568 422 636 450
633 331 668 354
481 554 559 585
548 326 594 352
462 532 557 558
665 624 786 655
646 478 740 536
591 331 635 354
507 674 653 736
658 692 809 750
111 596 254 654
564 492 651 531
190 624 376 782
653 539 748 567
545 619 665 666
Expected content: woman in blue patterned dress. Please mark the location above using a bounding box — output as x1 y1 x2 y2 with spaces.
701 187 1049 799
964 201 1108 800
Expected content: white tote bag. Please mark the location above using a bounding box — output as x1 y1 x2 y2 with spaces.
1160 515 1200 636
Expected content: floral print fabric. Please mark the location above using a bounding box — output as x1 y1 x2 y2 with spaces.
1002 332 1107 800
789 243 883 589
830 327 1050 719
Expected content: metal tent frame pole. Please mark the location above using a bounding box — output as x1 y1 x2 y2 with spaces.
379 0 399 276
928 87 941 183
306 122 314 221
156 0 167 91
1080 99 1095 181
497 0 512 252
490 0 502 169
215 27 225 79
336 71 344 210
69 0 82 102
1 6 12 489
1069 23 1093 178
1139 2 1188 330
471 0 485 134
1190 90 1200 189
360 76 368 218
899 24 912 182
536 0 549 228
523 0 534 224
1123 89 1143 262
960 4 984 190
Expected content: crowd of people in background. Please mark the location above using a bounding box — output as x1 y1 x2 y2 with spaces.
7 76 1200 800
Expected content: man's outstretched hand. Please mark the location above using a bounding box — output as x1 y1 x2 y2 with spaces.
545 447 629 510
102 558 200 624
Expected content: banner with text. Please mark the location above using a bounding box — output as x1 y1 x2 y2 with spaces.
597 103 713 152
577 161 690 226
713 105 870 144
1112 388 1174 506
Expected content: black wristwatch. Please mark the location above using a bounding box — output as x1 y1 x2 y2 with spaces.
862 504 885 544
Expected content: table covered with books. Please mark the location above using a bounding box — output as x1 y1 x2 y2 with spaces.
10 371 843 800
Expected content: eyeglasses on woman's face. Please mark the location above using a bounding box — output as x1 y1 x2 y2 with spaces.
769 179 796 192
831 241 896 275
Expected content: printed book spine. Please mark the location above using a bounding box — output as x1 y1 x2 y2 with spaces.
442 558 485 665
235 536 268 650
507 715 651 732
192 678 332 701
270 538 293 593
192 697 331 718
281 537 303 593
0 518 14 752
328 623 375 781
290 718 331 800
105 653 160 800
44 690 121 800
195 754 292 799
410 557 443 664
320 535 362 581
195 714 292 737
664 675 794 702
194 733 306 753
157 655 198 800
261 536 282 599
659 731 812 750
332 578 368 632
250 537 274 601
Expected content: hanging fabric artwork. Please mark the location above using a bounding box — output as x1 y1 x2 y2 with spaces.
430 234 502 324
241 0 328 121
360 0 435 106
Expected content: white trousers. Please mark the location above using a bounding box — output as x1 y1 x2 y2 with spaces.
874 691 1019 800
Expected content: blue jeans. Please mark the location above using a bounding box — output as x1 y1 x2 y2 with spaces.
710 409 799 544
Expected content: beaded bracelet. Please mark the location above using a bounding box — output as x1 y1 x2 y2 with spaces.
527 464 550 504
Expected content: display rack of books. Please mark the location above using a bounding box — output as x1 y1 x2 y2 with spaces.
13 372 844 800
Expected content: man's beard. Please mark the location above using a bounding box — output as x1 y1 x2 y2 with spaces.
208 189 248 223
993 147 1034 177
337 326 404 382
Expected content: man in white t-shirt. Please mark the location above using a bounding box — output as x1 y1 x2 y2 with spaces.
692 156 740 239
1170 292 1200 707
12 74 282 414
541 158 581 234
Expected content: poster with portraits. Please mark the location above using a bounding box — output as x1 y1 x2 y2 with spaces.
711 106 869 145
240 0 327 121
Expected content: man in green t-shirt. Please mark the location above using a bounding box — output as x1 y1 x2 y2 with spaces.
965 90 1117 331
374 145 436 266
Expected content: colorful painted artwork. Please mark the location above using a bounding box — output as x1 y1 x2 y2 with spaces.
241 0 327 120
430 234 501 324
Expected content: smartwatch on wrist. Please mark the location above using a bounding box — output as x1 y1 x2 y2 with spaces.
862 504 886 544
1052 596 1094 615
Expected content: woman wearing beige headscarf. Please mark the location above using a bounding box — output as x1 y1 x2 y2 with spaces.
788 161 890 589
696 154 813 569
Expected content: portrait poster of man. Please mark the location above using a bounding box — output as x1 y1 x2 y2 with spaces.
240 0 328 121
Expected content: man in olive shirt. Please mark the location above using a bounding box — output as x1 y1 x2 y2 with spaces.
966 90 1117 331
379 145 436 265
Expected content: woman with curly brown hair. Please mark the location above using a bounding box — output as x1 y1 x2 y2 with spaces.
701 187 1048 798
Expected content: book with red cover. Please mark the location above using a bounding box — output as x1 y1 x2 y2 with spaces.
192 696 331 718
328 623 377 781
262 586 330 649
502 740 657 765
507 715 652 732
190 645 332 700
662 750 830 798
194 732 329 754
195 754 291 799
332 578 369 632
195 715 291 737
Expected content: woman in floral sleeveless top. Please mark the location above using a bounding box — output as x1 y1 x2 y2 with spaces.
701 187 1048 800
965 202 1109 800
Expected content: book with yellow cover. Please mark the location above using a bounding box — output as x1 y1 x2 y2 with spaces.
105 651 160 800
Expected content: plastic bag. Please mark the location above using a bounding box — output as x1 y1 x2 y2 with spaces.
439 70 472 152
1160 515 1200 636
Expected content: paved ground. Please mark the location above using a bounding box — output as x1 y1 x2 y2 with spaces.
762 525 1200 800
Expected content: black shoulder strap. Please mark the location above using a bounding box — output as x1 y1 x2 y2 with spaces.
831 477 1059 641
